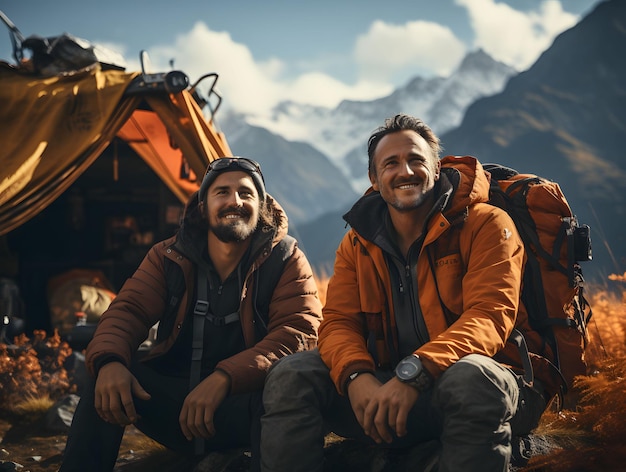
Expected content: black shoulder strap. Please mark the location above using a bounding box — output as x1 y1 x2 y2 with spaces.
165 235 296 377
183 234 297 389
190 263 210 455
253 234 297 340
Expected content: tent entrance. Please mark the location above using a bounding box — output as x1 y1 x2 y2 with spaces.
4 139 184 333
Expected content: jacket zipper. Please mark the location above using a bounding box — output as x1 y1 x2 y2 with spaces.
407 242 430 347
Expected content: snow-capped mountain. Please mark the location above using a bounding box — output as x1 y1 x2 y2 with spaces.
244 49 516 193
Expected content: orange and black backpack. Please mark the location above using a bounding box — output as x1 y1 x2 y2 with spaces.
483 163 593 405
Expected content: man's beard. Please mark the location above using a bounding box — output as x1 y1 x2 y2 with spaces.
210 208 258 242
388 194 429 212
386 180 436 213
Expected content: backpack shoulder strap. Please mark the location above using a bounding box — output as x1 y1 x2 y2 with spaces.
164 257 186 308
253 234 297 340
156 256 186 342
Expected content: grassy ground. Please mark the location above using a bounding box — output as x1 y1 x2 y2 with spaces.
1 285 624 471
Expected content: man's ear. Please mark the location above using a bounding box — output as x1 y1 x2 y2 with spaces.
434 160 441 181
368 169 379 191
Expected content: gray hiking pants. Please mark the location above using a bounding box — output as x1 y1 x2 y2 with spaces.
261 349 545 472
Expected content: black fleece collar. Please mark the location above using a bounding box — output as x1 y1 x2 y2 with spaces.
342 167 460 246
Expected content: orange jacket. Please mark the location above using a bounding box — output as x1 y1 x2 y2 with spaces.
319 156 533 395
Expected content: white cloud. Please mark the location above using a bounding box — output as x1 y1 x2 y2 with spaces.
145 22 393 116
457 0 578 71
354 20 466 80
140 1 581 117
146 22 284 115
285 72 393 107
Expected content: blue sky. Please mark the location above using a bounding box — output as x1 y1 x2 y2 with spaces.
0 0 602 115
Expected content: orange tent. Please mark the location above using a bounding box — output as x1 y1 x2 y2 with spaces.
0 61 231 235
0 51 231 331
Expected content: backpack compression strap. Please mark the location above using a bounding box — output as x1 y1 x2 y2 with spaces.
252 234 296 340
509 328 534 387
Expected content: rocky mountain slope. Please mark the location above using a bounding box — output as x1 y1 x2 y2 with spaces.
441 0 625 280
218 117 359 225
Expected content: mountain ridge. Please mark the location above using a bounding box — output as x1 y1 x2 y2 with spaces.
440 0 626 279
241 48 516 193
223 0 624 281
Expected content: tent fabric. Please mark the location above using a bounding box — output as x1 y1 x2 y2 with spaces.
116 93 232 204
116 109 201 203
0 61 231 236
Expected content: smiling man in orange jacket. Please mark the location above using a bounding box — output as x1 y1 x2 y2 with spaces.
260 115 548 471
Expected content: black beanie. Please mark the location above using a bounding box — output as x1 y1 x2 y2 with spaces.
198 157 266 206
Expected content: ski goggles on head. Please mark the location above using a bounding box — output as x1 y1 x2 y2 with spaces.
205 157 265 183
198 156 266 204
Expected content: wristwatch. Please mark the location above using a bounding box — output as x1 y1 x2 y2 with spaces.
395 355 433 392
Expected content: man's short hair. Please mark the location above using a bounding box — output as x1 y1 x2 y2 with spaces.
367 115 442 174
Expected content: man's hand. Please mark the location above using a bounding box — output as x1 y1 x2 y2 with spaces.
348 374 419 444
179 370 231 441
347 373 382 440
95 362 151 426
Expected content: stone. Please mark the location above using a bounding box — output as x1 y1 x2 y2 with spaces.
44 394 80 433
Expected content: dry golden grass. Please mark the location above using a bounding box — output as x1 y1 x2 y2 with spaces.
586 288 626 361
314 271 329 306
12 394 56 419
522 283 626 471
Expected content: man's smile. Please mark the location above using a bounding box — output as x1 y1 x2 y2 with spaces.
396 182 420 190
219 207 249 219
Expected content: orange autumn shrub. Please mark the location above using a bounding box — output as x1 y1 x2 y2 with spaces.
0 330 74 413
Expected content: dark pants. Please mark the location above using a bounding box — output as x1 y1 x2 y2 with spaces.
261 349 546 472
59 359 263 472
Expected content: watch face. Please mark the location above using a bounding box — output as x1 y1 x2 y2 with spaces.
396 356 432 391
397 358 420 380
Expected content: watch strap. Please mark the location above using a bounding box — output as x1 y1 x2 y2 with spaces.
344 370 369 392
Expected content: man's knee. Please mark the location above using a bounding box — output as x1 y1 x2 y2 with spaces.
435 354 519 415
267 350 325 381
440 354 517 389
264 349 330 407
